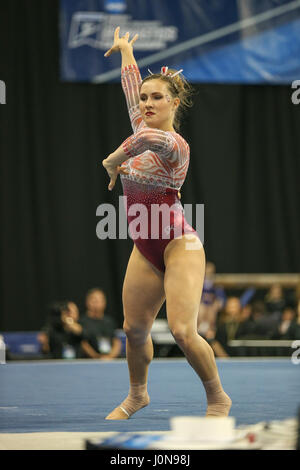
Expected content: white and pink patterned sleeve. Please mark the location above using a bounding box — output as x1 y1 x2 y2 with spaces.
121 65 145 133
121 128 188 166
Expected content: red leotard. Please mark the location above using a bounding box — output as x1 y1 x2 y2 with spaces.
119 65 199 272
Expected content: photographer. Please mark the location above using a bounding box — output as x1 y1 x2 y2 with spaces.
38 301 84 359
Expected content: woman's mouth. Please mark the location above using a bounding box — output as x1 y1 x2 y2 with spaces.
145 111 155 116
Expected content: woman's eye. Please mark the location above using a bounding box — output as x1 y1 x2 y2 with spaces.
140 95 162 101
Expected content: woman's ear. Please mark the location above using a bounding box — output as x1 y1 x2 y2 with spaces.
174 97 180 109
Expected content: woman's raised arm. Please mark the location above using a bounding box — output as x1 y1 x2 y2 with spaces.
104 27 143 132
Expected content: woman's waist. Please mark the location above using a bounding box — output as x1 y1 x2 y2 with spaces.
120 165 183 191
121 177 180 205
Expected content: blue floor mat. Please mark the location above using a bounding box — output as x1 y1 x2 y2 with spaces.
0 359 299 433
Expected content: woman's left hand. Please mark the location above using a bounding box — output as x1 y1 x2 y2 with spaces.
102 158 128 191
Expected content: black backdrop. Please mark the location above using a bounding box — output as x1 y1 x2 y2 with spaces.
0 1 299 331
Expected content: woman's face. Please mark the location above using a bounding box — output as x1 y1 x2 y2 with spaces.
139 79 179 130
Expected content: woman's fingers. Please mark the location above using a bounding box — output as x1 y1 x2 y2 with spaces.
104 28 138 57
104 45 120 57
108 175 117 191
104 27 120 56
104 48 112 57
118 166 129 175
130 33 139 46
106 166 128 190
114 26 120 41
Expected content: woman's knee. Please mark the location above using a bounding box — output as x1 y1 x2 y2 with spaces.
168 321 197 349
123 319 151 346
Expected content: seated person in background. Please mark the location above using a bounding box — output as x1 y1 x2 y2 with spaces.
198 263 256 342
197 262 226 336
39 301 84 359
79 288 121 360
285 300 300 340
287 282 300 309
209 297 256 357
248 300 272 337
248 284 287 335
265 283 286 318
294 282 300 304
269 306 296 339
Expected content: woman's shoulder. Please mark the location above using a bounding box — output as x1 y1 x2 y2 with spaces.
168 131 190 153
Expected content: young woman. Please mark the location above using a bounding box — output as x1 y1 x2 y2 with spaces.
103 27 231 419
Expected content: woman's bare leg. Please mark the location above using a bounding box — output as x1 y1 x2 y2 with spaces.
164 236 231 417
106 246 165 419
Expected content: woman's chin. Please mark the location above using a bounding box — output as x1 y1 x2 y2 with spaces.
144 122 157 129
143 118 161 129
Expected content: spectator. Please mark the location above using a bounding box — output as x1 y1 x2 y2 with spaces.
248 300 273 337
288 282 300 308
285 300 300 340
295 283 300 303
197 262 226 336
80 288 122 360
209 297 255 357
269 306 296 339
251 284 286 334
239 303 256 331
197 261 256 340
38 301 84 359
265 283 286 316
251 300 266 323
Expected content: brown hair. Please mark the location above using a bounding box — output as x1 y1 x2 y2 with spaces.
141 69 194 132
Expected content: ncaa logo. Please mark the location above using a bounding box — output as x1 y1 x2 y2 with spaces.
104 0 126 14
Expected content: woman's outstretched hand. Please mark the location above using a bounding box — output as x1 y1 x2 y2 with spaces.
104 26 138 57
102 158 128 191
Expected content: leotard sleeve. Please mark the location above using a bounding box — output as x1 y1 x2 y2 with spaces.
121 127 188 166
121 65 145 134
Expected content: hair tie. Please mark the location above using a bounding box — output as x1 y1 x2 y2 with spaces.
147 67 183 78
169 69 183 78
161 66 183 78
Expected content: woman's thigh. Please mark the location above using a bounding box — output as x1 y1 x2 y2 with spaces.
163 236 205 330
122 245 165 331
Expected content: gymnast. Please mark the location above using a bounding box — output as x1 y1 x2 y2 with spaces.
102 27 231 419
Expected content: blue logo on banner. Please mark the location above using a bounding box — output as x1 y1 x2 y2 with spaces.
104 0 126 14
68 12 106 49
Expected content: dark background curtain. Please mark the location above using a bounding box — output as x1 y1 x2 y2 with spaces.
0 0 299 332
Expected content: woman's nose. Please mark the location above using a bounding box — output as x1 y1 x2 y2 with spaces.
145 98 153 107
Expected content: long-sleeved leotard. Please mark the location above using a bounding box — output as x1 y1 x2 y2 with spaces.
119 64 199 272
